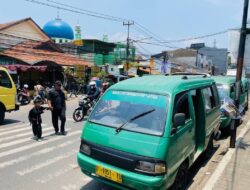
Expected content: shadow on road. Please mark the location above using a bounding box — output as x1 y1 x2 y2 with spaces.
80 180 118 190
187 144 220 188
0 119 23 126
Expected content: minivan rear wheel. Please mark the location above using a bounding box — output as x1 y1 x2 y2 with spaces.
171 161 188 190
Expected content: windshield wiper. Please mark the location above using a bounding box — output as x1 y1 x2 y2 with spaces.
115 109 156 134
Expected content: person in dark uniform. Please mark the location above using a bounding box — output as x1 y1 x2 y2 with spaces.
48 81 67 135
28 96 48 141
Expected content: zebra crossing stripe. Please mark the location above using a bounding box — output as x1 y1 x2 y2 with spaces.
0 126 32 136
16 150 77 176
0 123 48 136
0 130 82 159
0 127 52 144
0 127 55 149
0 123 27 133
0 140 78 169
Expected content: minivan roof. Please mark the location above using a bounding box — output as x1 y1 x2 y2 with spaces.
212 76 244 85
110 75 215 95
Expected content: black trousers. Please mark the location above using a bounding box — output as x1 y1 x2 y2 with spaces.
52 108 66 133
32 123 42 138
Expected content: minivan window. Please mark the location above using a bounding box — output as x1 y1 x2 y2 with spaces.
212 84 220 106
173 92 190 120
89 91 168 136
203 87 216 112
0 70 12 88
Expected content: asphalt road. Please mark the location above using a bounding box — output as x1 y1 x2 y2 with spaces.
0 98 115 190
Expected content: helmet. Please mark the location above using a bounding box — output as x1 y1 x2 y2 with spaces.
33 95 42 103
24 84 28 88
89 81 96 87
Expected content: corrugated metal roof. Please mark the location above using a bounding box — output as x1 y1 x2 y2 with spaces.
0 40 90 66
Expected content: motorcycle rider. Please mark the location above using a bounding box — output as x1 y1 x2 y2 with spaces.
87 81 100 100
18 84 30 104
100 82 110 96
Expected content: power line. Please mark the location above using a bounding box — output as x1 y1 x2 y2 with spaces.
164 30 228 43
45 0 126 22
25 0 124 22
26 0 228 50
134 42 153 56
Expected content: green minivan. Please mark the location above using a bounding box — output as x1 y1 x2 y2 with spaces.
212 76 248 130
77 75 221 190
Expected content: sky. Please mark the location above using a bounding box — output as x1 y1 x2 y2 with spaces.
0 0 247 55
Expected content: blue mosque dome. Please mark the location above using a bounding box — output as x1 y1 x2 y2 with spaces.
43 18 74 40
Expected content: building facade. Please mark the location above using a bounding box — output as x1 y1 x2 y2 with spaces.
197 47 228 75
0 18 89 87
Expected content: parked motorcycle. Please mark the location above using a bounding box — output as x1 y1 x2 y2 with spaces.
73 95 95 122
17 84 30 105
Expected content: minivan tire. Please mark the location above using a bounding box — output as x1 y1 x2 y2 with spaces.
170 161 188 190
0 107 5 125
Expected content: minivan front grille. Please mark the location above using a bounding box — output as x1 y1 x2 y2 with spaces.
80 140 165 176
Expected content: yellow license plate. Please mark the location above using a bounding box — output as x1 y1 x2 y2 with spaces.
96 165 122 183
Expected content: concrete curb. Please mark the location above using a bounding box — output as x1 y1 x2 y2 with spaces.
202 121 250 190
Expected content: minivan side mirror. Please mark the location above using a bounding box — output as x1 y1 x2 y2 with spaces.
173 113 186 128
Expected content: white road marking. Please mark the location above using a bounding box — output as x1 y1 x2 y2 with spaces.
16 150 77 176
0 123 27 132
0 127 55 149
0 127 53 144
202 120 250 190
0 130 81 159
0 126 32 136
0 123 47 135
66 118 76 122
36 164 77 184
61 178 92 190
0 140 78 169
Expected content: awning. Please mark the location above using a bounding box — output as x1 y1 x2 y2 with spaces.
2 65 47 72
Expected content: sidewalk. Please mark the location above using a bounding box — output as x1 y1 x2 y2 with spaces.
205 120 250 190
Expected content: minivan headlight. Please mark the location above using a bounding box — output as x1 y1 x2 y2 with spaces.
135 161 166 175
80 142 91 155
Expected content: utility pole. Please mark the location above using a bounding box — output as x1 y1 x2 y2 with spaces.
230 0 249 148
123 21 134 73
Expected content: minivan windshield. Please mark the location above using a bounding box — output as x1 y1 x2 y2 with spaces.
89 90 168 136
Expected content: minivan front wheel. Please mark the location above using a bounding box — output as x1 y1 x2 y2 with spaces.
171 161 188 190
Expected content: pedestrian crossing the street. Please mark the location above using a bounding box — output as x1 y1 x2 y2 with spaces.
0 121 96 190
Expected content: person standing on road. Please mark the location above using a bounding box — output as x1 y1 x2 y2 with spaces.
69 81 78 98
48 81 67 136
28 96 48 141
